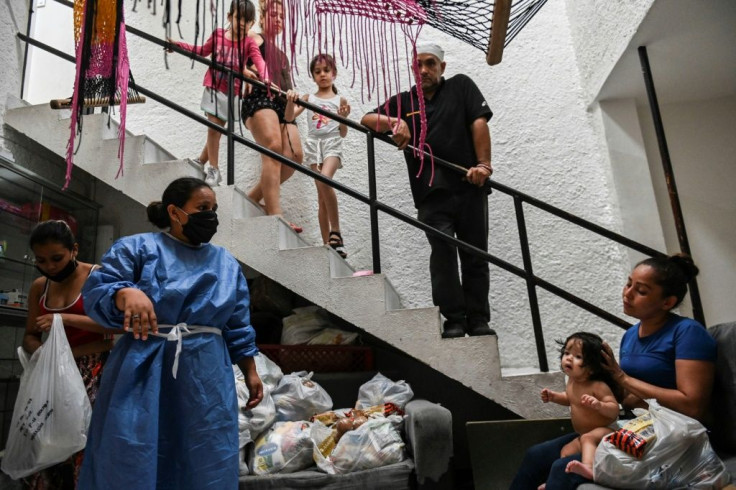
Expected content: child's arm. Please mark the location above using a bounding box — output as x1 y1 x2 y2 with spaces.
287 94 307 120
167 31 215 56
283 90 300 123
246 37 269 83
541 388 570 406
338 96 351 138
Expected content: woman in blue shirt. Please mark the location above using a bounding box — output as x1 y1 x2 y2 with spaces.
511 254 716 490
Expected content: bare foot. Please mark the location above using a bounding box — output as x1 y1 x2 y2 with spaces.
537 484 546 490
565 460 594 480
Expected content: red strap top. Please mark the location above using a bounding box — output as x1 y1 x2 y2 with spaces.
38 266 109 348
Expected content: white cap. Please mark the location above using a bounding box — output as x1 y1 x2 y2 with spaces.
416 42 444 62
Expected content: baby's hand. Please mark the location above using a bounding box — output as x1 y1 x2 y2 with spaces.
580 394 601 410
541 388 551 403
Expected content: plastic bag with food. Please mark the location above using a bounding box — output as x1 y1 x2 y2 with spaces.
251 421 314 475
272 371 333 422
356 373 413 410
312 415 405 474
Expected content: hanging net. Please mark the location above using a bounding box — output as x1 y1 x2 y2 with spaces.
147 0 547 185
415 0 549 64
67 0 136 189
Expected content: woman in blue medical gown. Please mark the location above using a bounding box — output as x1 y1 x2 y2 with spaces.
78 177 263 490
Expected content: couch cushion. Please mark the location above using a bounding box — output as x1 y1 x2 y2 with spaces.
238 459 414 489
708 322 736 453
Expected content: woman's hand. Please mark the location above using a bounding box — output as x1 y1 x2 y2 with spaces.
238 357 263 409
285 89 300 103
245 369 264 409
115 287 158 340
34 313 56 332
601 342 625 382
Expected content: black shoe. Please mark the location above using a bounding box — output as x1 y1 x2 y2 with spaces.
467 322 496 336
442 321 466 339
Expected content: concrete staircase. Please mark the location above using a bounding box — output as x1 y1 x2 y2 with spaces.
4 99 566 419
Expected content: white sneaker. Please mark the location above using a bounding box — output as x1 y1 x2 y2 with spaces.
203 163 222 186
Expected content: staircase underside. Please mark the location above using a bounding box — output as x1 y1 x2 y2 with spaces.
4 98 567 419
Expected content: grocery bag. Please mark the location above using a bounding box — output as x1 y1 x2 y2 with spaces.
1 314 92 479
594 399 730 489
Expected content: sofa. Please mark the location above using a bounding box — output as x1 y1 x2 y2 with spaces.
238 372 454 489
467 322 736 489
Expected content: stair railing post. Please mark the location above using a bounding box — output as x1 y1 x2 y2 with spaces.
638 46 705 325
226 72 235 186
20 0 35 100
514 196 549 372
367 133 381 274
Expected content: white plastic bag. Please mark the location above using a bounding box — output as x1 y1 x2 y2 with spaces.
594 399 731 489
254 352 283 389
250 421 314 475
312 415 405 474
356 373 414 410
272 371 333 422
233 366 277 448
1 314 92 479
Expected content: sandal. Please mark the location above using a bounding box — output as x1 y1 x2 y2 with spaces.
328 231 347 258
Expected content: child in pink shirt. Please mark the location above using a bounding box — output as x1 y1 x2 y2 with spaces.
169 0 267 186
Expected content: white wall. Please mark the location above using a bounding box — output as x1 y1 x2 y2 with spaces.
638 96 736 326
565 0 655 102
6 0 634 370
0 0 29 148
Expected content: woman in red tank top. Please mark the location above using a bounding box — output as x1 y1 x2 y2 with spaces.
21 220 119 489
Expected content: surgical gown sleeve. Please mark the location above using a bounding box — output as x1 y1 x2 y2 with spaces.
223 269 258 363
82 236 143 329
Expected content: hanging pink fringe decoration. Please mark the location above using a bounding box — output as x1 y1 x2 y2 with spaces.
67 0 131 189
276 0 436 183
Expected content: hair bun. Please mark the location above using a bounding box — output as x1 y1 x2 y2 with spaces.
146 201 170 229
669 253 699 282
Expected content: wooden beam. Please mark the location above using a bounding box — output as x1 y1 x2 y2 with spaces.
487 0 511 65
50 94 146 110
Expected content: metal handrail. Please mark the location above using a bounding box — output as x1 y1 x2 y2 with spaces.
18 9 693 371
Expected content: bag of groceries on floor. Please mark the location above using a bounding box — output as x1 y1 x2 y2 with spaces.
594 399 730 489
250 421 314 475
272 371 332 422
2 315 91 479
312 415 405 474
356 372 414 410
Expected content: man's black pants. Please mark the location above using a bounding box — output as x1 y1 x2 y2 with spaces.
417 188 490 327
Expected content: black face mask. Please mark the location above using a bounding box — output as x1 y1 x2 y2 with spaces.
178 209 219 245
37 257 78 283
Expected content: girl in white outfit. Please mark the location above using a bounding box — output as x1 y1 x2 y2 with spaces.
287 54 350 257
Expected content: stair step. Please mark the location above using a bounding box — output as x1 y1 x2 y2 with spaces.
3 100 566 420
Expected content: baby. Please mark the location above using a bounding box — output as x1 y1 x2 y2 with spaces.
540 332 620 485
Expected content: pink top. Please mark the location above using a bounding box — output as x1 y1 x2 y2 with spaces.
175 28 267 95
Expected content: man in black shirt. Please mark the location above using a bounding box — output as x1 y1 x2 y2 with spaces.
360 42 495 338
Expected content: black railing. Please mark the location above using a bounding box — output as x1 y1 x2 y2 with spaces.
18 3 694 372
